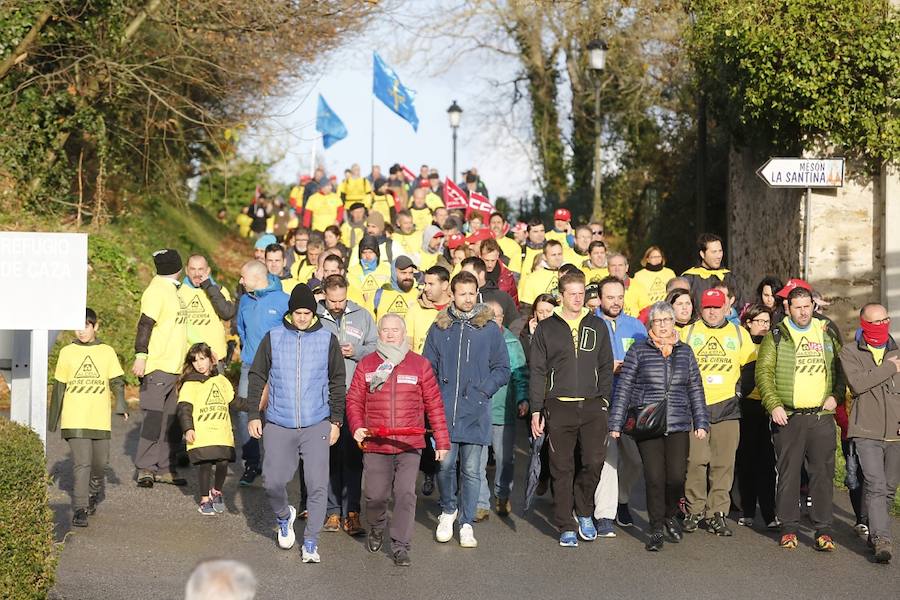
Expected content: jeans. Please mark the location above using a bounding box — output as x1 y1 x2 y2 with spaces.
437 442 484 526
235 362 260 468
479 424 516 509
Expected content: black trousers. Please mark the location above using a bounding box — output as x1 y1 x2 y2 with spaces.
637 432 690 531
736 399 776 523
546 398 608 532
772 413 836 534
196 460 228 497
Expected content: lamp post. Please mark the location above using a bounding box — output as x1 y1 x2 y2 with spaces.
447 100 463 182
588 40 607 221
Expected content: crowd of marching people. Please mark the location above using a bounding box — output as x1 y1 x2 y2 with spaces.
49 162 899 568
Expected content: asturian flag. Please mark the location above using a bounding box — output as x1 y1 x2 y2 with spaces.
373 52 419 132
315 94 348 149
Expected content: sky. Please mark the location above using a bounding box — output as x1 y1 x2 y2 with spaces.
239 5 537 203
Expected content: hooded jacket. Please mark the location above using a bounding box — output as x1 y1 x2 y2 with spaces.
247 314 346 428
235 273 289 363
422 304 511 445
839 332 900 441
346 351 451 454
316 298 378 386
485 261 519 307
528 308 615 413
608 338 709 434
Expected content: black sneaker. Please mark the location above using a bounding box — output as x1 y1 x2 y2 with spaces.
72 508 89 527
664 518 683 543
682 513 702 533
422 474 435 496
616 503 634 527
239 465 260 487
86 493 100 515
707 512 733 536
645 531 664 552
393 549 411 567
367 529 384 553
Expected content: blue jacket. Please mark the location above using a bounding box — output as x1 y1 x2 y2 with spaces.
599 311 647 397
246 316 346 428
423 305 511 444
236 274 289 363
609 337 710 435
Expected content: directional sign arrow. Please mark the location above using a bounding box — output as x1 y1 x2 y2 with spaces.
756 157 844 188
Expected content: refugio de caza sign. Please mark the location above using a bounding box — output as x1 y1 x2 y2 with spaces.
756 157 845 188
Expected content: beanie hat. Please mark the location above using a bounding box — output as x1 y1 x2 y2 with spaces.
367 211 385 230
254 234 277 250
358 235 381 261
152 249 182 276
288 284 317 313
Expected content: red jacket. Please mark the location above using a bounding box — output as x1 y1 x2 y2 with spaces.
493 263 519 307
346 351 451 454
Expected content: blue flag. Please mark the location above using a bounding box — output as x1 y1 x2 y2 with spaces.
373 52 419 132
316 94 347 149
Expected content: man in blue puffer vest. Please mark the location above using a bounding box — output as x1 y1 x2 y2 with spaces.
246 284 346 565
592 276 648 536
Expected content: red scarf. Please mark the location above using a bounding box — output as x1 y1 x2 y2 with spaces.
861 318 890 347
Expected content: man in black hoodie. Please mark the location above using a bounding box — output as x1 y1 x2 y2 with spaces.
529 270 614 547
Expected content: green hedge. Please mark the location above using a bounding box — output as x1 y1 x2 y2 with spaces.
0 418 57 599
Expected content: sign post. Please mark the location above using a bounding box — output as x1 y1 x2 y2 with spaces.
756 157 845 280
0 232 88 449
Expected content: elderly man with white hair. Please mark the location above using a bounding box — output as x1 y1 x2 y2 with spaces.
346 313 451 567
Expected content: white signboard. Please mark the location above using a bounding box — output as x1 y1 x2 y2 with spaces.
0 232 88 330
756 157 845 188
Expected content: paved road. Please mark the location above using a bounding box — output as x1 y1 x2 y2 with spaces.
48 414 897 599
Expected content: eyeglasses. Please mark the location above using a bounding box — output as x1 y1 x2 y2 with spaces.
865 317 891 325
750 318 771 326
650 317 674 325
591 229 603 235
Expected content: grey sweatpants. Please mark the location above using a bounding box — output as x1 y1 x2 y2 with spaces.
854 438 900 541
67 438 110 509
363 450 421 553
263 420 331 544
134 370 181 473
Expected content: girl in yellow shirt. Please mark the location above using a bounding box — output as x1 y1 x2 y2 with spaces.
176 343 241 516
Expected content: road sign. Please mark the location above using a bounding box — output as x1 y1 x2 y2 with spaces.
756 157 844 188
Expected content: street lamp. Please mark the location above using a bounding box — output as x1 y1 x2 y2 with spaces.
587 40 607 221
447 100 463 182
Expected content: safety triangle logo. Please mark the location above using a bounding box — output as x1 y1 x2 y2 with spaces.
546 276 559 293
697 337 726 357
206 384 226 406
389 295 409 314
74 356 101 379
361 275 380 293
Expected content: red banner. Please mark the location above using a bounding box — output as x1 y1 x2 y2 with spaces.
401 164 417 182
443 177 469 210
466 191 495 219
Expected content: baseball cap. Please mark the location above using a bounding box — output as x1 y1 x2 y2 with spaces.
554 208 571 222
394 256 417 271
701 288 727 309
447 233 466 250
466 228 494 244
776 278 812 298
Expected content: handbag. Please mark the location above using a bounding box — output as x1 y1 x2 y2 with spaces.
623 361 672 442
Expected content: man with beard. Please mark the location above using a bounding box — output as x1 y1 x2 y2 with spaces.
460 256 521 335
479 237 519 305
487 212 523 274
373 256 420 321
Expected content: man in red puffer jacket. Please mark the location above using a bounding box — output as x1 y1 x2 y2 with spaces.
347 313 450 567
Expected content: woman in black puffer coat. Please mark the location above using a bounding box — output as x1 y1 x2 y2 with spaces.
609 301 710 552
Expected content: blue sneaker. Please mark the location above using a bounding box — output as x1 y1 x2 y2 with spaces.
616 503 634 527
197 501 216 516
576 514 597 541
301 539 321 563
276 506 297 549
559 531 579 547
596 518 617 538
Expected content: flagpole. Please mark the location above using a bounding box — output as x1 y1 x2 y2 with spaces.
370 95 375 175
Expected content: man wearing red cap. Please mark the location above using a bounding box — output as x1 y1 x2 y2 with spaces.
775 278 843 344
756 286 844 552
839 302 900 563
680 288 754 537
546 208 573 248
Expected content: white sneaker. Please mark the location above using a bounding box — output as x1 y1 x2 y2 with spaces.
301 540 320 563
276 506 297 550
436 510 457 543
459 523 477 548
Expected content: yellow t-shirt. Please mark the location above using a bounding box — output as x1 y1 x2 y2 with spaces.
410 206 434 233
581 264 609 284
623 279 652 318
55 342 124 433
305 192 343 232
288 185 305 209
632 267 677 304
375 287 420 320
681 320 755 405
786 320 828 409
518 268 559 305
406 301 441 354
369 193 394 224
868 344 885 366
235 213 253 238
178 283 232 359
523 246 544 275
140 276 189 374
497 236 523 274
556 307 589 402
394 231 424 258
338 177 372 207
178 374 235 450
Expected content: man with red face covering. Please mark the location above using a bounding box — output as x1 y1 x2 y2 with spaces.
839 302 900 564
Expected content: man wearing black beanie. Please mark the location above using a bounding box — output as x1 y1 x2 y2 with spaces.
133 249 189 487
246 283 347 564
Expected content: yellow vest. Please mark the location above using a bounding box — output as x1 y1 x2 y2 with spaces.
681 320 755 405
140 277 189 374
179 374 235 449
410 206 434 233
406 300 441 353
497 236 523 274
347 262 392 318
375 286 420 320
518 268 559 305
305 192 343 232
178 283 232 359
54 342 124 434
340 222 367 249
235 213 253 238
545 230 569 246
632 267 677 304
369 193 394 223
394 230 424 257
338 177 372 207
